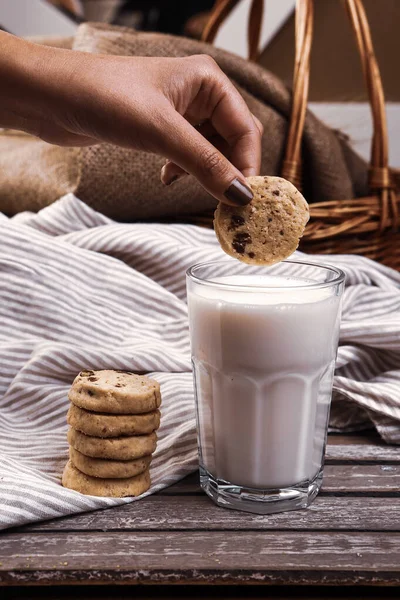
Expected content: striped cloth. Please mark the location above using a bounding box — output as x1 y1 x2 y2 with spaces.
0 194 399 530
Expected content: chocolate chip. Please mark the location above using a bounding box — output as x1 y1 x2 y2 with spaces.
232 240 246 254
268 218 272 222
87 390 95 397
272 189 280 196
228 214 246 230
280 230 284 235
88 377 98 382
80 370 95 378
248 252 255 258
232 231 252 255
234 232 252 243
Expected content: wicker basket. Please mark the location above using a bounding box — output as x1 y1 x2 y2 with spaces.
202 0 400 270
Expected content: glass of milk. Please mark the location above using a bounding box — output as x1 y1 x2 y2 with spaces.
186 259 345 514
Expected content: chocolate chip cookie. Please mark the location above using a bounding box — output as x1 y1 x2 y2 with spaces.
68 427 157 460
68 370 161 414
62 460 150 497
69 447 152 479
214 176 309 265
67 404 160 438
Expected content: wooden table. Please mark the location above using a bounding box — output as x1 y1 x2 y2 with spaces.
1 432 400 598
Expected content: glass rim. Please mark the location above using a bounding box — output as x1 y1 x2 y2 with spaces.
186 259 346 292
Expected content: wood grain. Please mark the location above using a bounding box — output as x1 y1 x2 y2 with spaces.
326 433 381 445
159 464 400 495
325 443 400 463
322 464 400 492
12 495 400 533
1 531 400 586
2 433 399 591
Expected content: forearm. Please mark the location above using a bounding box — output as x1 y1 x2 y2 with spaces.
0 31 75 136
0 31 260 203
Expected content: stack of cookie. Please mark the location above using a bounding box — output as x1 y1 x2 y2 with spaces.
62 370 161 497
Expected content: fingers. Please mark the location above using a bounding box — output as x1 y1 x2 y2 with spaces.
161 121 228 186
156 107 254 206
192 57 262 177
160 161 187 186
210 89 262 178
252 114 264 136
160 115 262 192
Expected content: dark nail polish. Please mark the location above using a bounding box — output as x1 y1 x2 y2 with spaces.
165 175 179 186
224 178 253 206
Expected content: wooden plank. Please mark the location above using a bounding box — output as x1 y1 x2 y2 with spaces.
311 433 400 463
13 495 400 533
0 531 400 585
322 464 400 493
325 443 400 463
159 463 400 495
326 433 381 445
158 472 199 494
158 433 400 496
158 439 400 499
8 464 400 535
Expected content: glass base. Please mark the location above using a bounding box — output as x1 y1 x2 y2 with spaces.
199 464 323 515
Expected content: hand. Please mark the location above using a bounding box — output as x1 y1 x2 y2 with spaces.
0 32 262 206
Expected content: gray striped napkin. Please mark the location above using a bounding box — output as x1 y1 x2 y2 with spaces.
0 194 399 530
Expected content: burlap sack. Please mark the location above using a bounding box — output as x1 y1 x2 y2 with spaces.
0 22 368 220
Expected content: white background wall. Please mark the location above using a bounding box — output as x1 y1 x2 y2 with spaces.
0 0 77 36
214 0 295 60
309 103 400 169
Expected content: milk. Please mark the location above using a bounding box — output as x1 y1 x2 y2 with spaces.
187 274 342 490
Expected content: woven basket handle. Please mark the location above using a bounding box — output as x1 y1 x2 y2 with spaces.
203 0 397 228
201 0 264 62
282 0 397 229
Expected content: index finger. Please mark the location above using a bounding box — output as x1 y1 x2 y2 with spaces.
208 72 262 176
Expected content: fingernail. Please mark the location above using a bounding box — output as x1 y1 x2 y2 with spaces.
165 174 179 186
162 170 188 186
224 178 253 206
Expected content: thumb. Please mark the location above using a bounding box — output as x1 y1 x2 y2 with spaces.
159 112 253 207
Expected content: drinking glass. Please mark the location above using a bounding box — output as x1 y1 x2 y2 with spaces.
186 259 345 514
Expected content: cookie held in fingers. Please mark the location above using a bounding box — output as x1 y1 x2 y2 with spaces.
69 370 161 414
67 404 161 438
62 460 151 497
68 427 157 460
214 176 309 265
69 447 152 479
